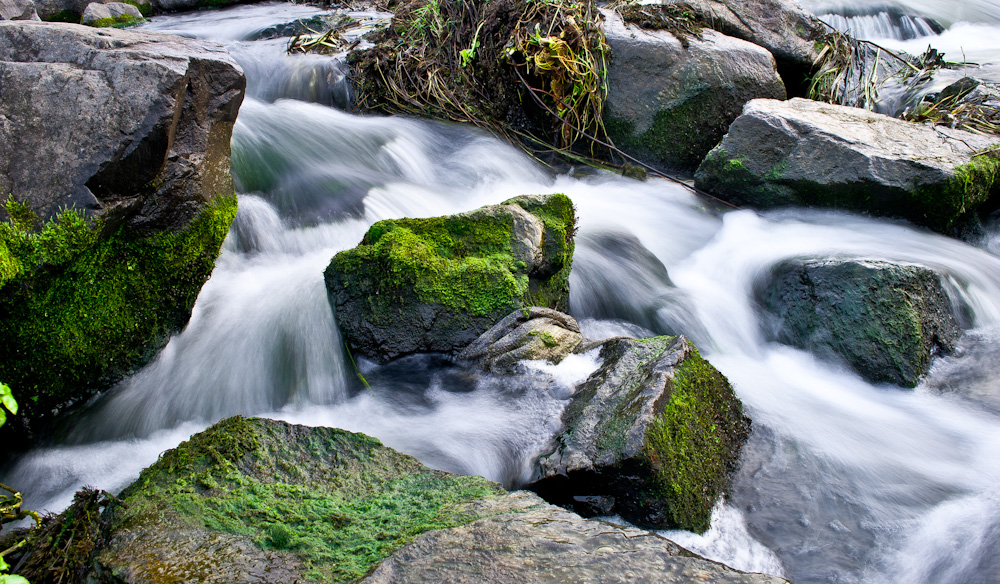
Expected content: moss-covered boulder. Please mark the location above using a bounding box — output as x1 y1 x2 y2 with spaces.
602 8 786 172
81 1 144 26
93 416 506 583
757 258 962 387
694 98 1000 234
324 194 576 363
0 23 244 436
530 335 750 534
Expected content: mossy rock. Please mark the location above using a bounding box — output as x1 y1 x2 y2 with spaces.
757 258 962 387
0 195 237 433
94 416 505 583
694 98 1000 234
324 194 575 363
530 335 750 533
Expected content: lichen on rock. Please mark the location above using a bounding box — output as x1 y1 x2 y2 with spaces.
324 193 575 363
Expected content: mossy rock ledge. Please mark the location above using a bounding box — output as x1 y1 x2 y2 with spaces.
694 98 1000 234
324 194 575 363
49 416 789 584
529 335 751 534
757 258 962 387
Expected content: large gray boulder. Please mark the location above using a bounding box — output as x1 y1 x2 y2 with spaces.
757 258 962 387
602 9 786 172
10 417 786 584
325 194 575 363
0 0 38 20
81 1 143 25
362 491 790 584
695 98 1000 233
530 335 750 534
0 21 245 231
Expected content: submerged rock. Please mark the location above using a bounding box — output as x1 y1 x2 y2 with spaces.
758 258 962 387
694 98 1000 233
361 491 790 584
603 9 786 172
530 335 750 533
94 417 506 583
458 307 584 373
0 22 243 433
325 194 575 363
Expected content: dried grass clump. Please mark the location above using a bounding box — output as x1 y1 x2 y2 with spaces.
351 0 610 155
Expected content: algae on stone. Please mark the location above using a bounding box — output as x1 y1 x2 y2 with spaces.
98 417 505 583
531 335 750 533
0 195 237 427
325 194 575 363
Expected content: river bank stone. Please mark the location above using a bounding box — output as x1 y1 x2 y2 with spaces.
757 258 962 387
603 9 786 172
0 22 243 437
694 98 1000 233
361 490 790 584
530 335 750 533
457 307 583 373
325 194 575 363
93 416 506 583
81 1 143 25
0 21 244 232
0 0 38 20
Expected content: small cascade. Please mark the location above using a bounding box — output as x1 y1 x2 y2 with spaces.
818 5 943 41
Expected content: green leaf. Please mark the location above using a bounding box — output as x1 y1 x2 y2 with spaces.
0 407 6 428
0 383 15 416
0 575 31 584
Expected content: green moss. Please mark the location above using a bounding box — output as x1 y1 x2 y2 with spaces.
0 196 237 423
329 194 573 323
919 148 1000 230
85 13 145 28
642 347 749 533
42 9 79 22
118 417 504 583
122 0 153 17
606 95 736 172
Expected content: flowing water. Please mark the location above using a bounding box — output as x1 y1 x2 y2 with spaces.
4 2 1000 583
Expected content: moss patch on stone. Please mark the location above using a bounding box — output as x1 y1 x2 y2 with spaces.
112 417 504 583
85 13 145 28
325 194 574 361
0 195 237 425
643 347 749 532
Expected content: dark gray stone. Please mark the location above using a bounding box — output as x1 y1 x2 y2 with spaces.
694 98 999 233
0 21 245 231
757 258 962 387
531 335 750 533
603 9 786 172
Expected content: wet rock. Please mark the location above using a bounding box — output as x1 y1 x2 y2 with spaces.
362 491 790 584
655 0 827 76
81 1 143 25
0 0 38 20
94 417 506 583
695 98 1000 233
245 13 352 41
0 21 244 231
458 307 583 373
325 194 575 363
602 8 786 172
758 258 962 387
530 335 751 533
0 21 242 436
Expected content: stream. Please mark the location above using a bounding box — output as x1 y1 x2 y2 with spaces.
4 1 1000 583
